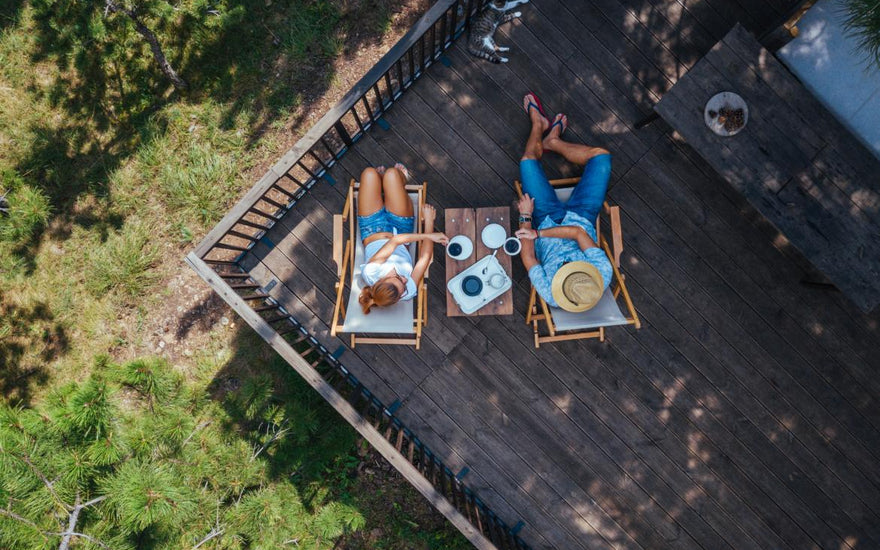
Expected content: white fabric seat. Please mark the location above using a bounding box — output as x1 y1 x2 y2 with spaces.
548 287 629 331
341 191 420 335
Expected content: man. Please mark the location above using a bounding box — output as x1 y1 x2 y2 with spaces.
515 93 614 312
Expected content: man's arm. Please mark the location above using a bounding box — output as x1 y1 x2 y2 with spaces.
516 194 539 271
535 225 597 251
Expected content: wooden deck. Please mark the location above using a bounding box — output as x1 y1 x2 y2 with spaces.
239 1 880 548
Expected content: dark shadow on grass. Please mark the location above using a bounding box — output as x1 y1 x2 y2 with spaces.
7 0 417 272
174 291 227 341
0 0 24 31
207 326 360 509
0 300 65 406
205 322 469 548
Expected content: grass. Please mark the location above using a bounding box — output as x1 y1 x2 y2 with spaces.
0 0 468 547
86 217 161 300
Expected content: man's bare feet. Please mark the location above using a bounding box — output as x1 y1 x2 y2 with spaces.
523 93 549 132
542 113 567 151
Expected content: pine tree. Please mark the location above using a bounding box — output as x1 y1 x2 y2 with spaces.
0 356 364 549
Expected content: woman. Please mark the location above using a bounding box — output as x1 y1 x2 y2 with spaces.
357 164 448 314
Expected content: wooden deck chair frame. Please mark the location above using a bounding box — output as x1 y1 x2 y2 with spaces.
515 178 641 347
330 178 429 349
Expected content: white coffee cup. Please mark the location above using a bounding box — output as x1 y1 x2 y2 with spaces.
503 236 521 256
447 235 473 260
488 273 506 289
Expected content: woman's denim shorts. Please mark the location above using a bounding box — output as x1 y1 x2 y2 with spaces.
358 208 415 241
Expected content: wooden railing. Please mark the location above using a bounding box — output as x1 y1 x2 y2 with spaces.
185 259 530 550
194 0 480 263
188 1 531 549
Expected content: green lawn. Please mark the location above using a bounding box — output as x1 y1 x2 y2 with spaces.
0 0 468 547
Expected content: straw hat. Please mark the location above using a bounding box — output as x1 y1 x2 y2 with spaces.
551 261 604 312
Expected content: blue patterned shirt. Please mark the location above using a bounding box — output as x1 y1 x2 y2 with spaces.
528 211 613 308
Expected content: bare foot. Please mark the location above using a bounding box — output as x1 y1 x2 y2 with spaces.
523 94 549 132
393 162 411 181
542 113 567 150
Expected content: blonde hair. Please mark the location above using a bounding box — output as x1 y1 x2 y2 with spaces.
359 280 401 314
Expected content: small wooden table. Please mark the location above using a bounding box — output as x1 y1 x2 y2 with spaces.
445 207 514 317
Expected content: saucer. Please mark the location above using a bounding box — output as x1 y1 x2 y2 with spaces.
481 223 506 249
461 275 483 296
447 235 474 260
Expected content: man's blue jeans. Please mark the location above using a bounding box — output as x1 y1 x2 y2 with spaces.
519 154 612 224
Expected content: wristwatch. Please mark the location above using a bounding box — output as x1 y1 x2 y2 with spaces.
518 215 532 224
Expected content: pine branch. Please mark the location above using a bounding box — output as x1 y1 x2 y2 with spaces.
1 507 110 550
103 0 189 90
58 493 81 550
19 455 70 511
0 507 41 530
80 495 109 509
181 420 212 448
57 493 109 550
251 418 290 461
53 531 110 550
192 527 225 549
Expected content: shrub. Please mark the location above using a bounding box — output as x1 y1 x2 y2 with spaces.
86 218 160 299
0 356 366 550
0 170 51 247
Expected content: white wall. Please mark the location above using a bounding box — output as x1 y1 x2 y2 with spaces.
778 0 880 159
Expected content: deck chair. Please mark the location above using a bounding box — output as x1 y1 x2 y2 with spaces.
331 179 428 349
515 178 640 347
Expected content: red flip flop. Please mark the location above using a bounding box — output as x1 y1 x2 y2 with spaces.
523 92 549 121
547 113 567 137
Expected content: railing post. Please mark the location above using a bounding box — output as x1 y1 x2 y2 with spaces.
334 121 353 147
449 0 459 41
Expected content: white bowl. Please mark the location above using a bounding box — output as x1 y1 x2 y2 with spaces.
481 223 506 249
447 235 474 260
704 91 748 137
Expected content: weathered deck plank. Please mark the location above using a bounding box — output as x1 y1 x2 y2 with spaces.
228 0 880 548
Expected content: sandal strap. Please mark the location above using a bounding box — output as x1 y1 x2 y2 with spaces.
548 116 566 135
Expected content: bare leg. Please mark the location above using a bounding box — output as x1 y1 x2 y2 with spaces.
521 94 549 160
382 167 413 217
358 167 384 216
542 114 609 165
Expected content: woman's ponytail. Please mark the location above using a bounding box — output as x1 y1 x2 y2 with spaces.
358 280 401 314
359 286 375 314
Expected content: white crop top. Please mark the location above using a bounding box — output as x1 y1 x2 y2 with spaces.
360 239 417 300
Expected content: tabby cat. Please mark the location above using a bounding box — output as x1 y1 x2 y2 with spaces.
466 0 529 64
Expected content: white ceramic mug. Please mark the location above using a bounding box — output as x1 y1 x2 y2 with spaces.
488 273 506 289
503 236 521 256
